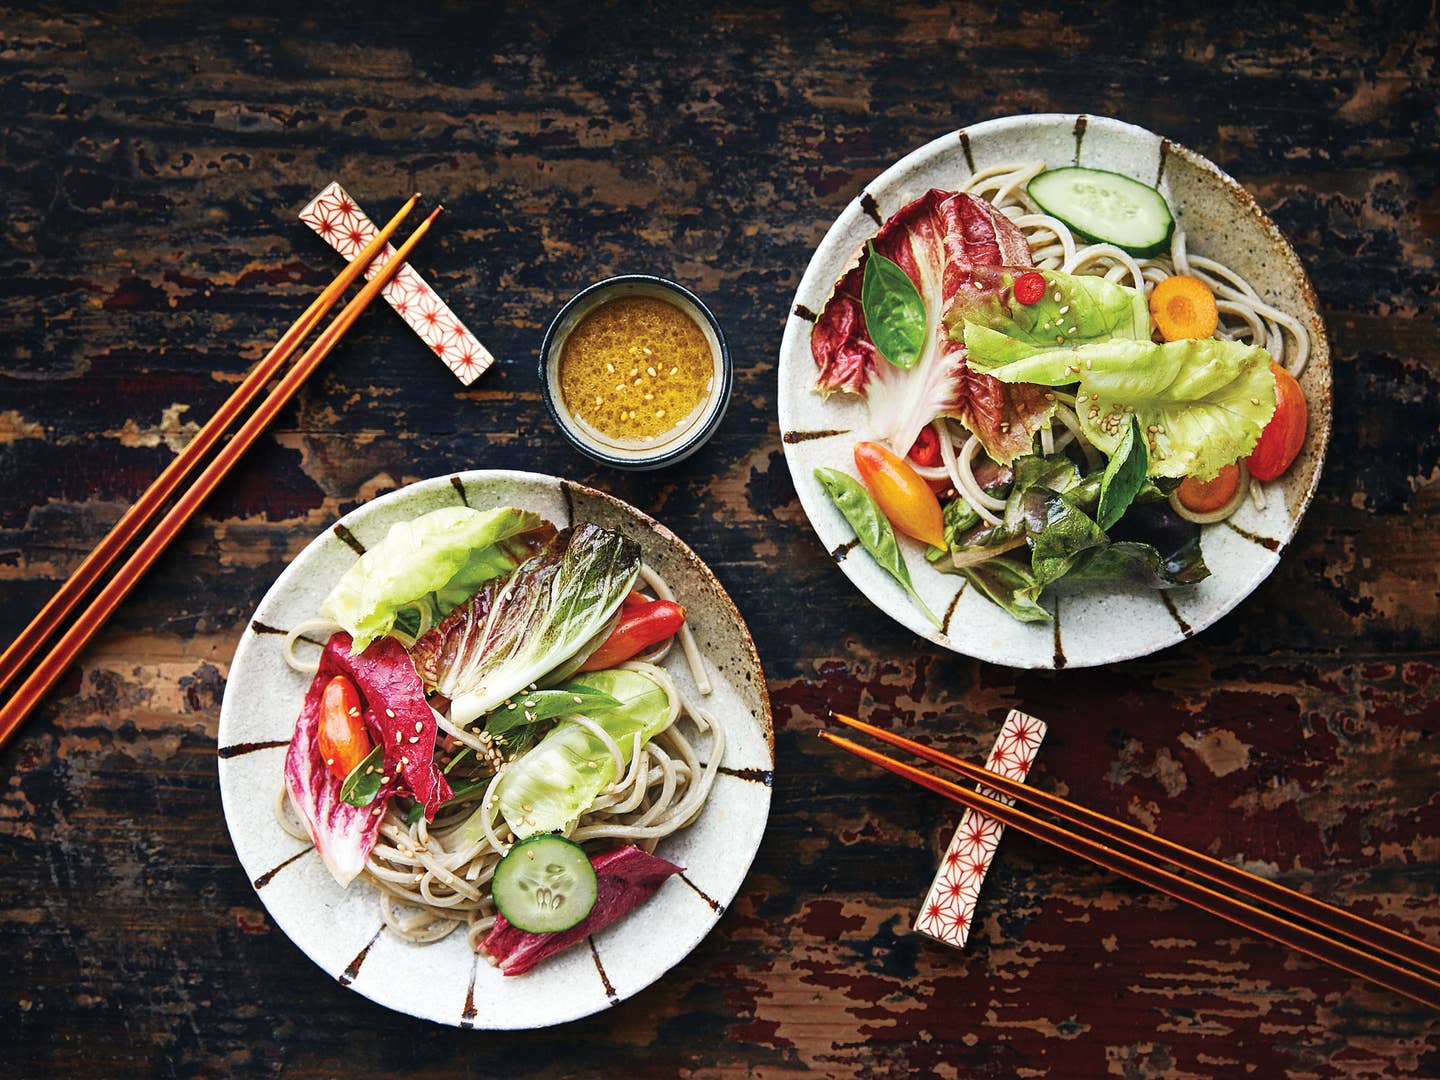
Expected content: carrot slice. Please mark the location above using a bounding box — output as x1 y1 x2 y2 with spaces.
1150 275 1219 341
1176 463 1241 514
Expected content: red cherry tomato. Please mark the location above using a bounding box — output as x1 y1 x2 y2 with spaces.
1014 271 1047 306
318 675 372 782
1247 362 1308 481
907 424 942 468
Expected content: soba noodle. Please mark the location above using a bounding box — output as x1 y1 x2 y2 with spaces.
943 160 1313 527
277 561 723 949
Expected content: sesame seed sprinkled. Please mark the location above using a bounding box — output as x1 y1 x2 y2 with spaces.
647 366 657 377
347 707 360 718
414 721 423 733
1058 305 1070 314
1067 326 1078 334
385 709 396 719
1053 291 1062 302
395 731 402 743
380 775 391 784
408 735 419 744
670 366 678 376
1250 397 1260 405
572 695 584 704
605 363 615 373
325 757 334 766
656 409 665 418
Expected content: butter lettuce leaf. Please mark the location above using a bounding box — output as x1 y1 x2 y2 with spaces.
963 325 1276 481
320 506 553 653
471 667 673 840
954 268 1151 346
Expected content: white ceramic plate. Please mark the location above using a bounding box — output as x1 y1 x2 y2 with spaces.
217 470 773 1028
778 114 1331 668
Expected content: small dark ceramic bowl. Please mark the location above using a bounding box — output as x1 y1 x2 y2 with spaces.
539 275 732 470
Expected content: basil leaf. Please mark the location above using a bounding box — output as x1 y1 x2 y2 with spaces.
1097 415 1148 530
816 467 941 629
483 685 623 739
339 744 386 808
860 243 926 370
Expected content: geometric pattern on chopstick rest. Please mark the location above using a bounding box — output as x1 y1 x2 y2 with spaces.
912 709 1047 950
299 182 494 386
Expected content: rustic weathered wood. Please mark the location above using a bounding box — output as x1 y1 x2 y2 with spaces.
2 3 1437 1076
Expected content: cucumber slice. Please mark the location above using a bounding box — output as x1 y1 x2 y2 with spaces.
1028 167 1174 255
492 834 598 933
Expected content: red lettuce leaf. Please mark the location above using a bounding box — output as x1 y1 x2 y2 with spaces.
284 632 452 887
810 189 1052 462
481 845 682 976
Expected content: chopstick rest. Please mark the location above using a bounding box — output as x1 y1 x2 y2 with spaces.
300 182 494 385
913 709 1046 949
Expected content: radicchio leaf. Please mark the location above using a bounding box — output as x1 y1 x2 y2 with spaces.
284 631 453 888
481 845 682 975
810 189 1052 462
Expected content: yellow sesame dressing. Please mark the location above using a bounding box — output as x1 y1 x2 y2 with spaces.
558 296 713 444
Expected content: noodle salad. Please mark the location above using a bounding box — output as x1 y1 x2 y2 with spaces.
809 161 1310 623
275 508 722 975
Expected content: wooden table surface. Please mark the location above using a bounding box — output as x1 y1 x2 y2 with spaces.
3 4 1437 1077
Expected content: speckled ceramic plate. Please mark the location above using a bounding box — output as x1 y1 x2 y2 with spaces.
778 114 1331 668
217 470 773 1028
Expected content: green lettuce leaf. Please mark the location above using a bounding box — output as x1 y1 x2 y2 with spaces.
320 506 549 653
963 325 1277 481
469 667 673 840
953 268 1151 346
958 556 1052 623
1096 416 1148 530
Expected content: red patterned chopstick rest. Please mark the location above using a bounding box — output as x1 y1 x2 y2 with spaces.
913 709 1047 948
300 183 495 385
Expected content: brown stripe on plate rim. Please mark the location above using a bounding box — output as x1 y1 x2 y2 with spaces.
830 538 859 562
338 925 385 986
677 872 725 915
1072 115 1088 165
332 523 366 556
1160 591 1193 636
792 303 819 322
859 191 883 226
250 620 287 635
1051 594 1067 669
252 845 314 889
450 475 469 506
559 479 577 528
782 428 850 444
1155 138 1171 185
958 129 976 173
218 739 289 759
459 950 482 1027
942 582 967 635
1223 520 1283 552
708 764 773 785
588 937 620 1006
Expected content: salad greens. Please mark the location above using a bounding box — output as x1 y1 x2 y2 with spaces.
483 684 624 739
320 506 551 653
810 189 1052 463
410 523 642 727
338 745 386 808
474 667 673 840
860 243 927 370
963 324 1276 481
816 467 941 629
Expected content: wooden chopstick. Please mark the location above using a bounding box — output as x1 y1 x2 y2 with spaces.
820 726 1440 1010
0 206 443 752
0 194 420 701
831 712 1440 978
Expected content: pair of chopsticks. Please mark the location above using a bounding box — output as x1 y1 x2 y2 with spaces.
0 196 442 752
823 713 1440 1010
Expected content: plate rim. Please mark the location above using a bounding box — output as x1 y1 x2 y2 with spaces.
777 112 1331 668
217 468 773 1028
